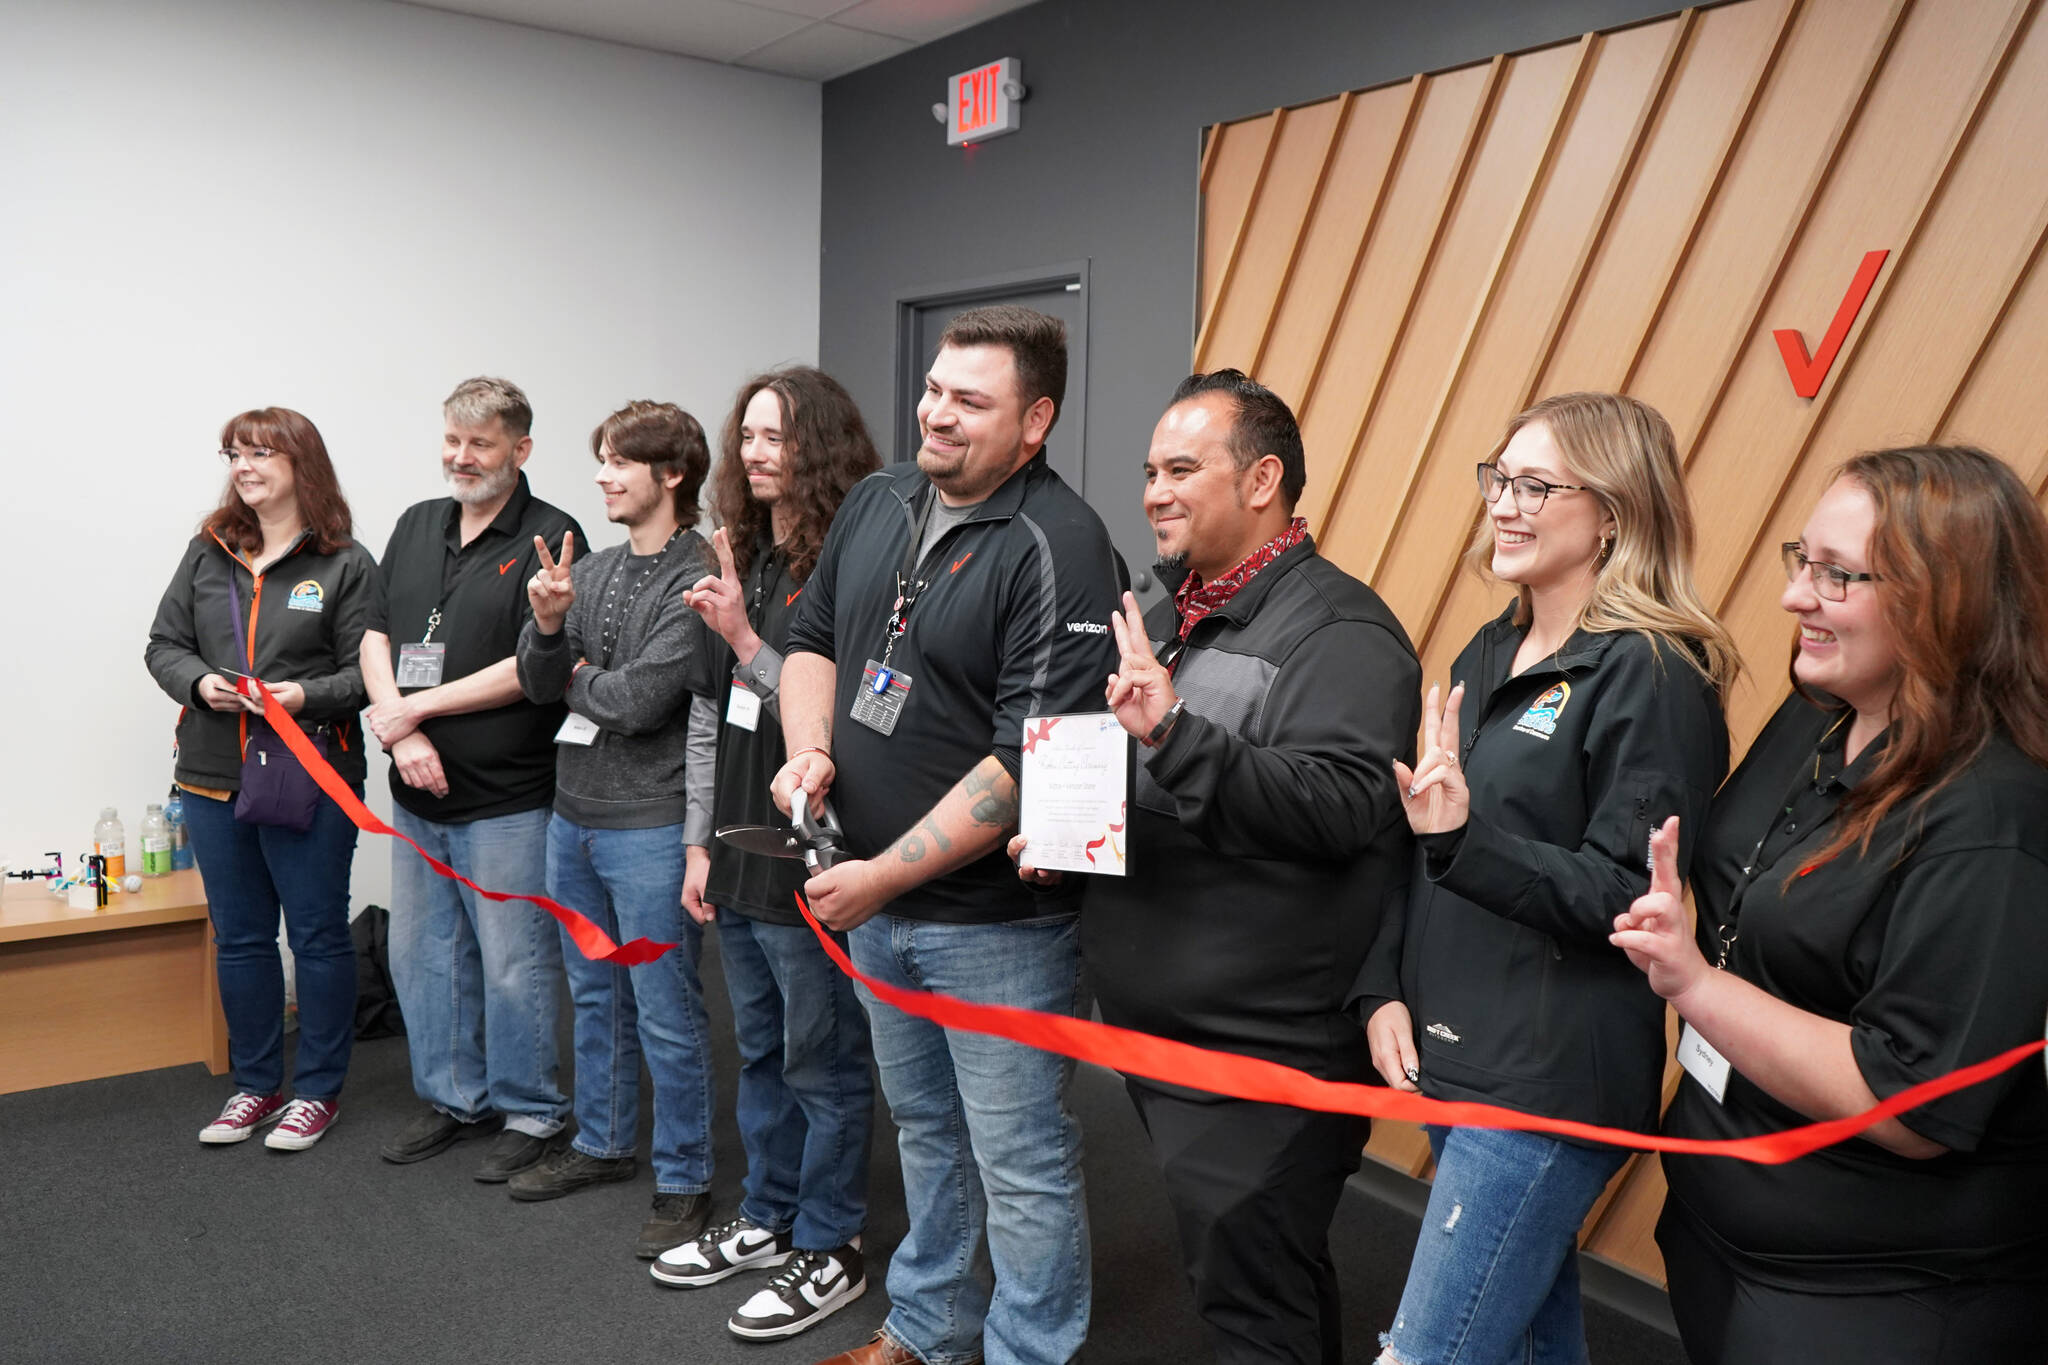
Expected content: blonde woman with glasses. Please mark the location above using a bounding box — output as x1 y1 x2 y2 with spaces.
1352 392 1737 1365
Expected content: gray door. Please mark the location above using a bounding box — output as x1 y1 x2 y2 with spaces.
897 271 1087 494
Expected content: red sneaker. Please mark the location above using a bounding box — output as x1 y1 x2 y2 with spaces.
199 1092 287 1144
264 1098 340 1151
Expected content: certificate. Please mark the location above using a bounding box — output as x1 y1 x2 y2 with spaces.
1018 713 1129 876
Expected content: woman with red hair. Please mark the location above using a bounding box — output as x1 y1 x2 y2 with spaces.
1616 444 2048 1362
146 408 377 1152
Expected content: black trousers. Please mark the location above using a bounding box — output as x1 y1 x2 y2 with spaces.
1126 1079 1370 1365
1658 1203 2048 1365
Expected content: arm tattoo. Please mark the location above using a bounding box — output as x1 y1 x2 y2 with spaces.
897 816 951 866
965 762 1020 830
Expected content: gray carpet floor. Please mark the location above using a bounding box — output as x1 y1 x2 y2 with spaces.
0 926 1685 1364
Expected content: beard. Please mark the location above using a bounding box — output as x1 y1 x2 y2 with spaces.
447 461 518 506
1152 550 1188 578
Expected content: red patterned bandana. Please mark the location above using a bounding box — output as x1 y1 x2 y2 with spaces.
1173 516 1310 640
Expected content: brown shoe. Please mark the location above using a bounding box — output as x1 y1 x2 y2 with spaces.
812 1331 922 1365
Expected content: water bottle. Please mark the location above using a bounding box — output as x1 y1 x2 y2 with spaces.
140 804 173 878
166 788 193 871
93 807 127 882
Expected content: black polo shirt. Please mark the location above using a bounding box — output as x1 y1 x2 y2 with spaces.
1663 694 2048 1290
706 536 809 926
368 473 583 824
785 454 1125 924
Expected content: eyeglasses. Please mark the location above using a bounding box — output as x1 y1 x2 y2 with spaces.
1780 543 1876 601
219 447 280 466
1476 463 1592 514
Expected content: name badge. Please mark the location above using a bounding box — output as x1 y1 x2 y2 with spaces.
554 712 600 746
1677 1021 1731 1103
726 680 762 732
849 659 913 736
396 642 447 689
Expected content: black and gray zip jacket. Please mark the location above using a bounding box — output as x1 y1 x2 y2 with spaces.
1351 602 1729 1133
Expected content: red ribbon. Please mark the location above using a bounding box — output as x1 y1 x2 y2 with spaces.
251 679 2046 1160
249 680 676 965
793 895 2045 1163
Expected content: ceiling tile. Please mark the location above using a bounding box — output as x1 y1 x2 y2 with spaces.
736 20 915 80
739 0 868 20
396 0 810 63
831 0 1039 44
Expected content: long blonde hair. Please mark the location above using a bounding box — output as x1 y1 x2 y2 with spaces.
1462 392 1741 696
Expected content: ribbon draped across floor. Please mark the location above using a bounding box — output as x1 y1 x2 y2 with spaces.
253 681 2044 1163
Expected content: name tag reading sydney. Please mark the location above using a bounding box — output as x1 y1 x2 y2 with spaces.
850 660 912 736
1678 1021 1732 1103
396 642 447 689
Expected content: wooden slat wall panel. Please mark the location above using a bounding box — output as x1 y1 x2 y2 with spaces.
1294 64 1497 530
1193 101 1346 371
1197 0 2048 1289
1198 117 1276 322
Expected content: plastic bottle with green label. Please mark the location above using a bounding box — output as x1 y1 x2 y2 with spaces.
140 803 173 878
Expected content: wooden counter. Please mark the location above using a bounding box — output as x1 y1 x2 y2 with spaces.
0 868 229 1093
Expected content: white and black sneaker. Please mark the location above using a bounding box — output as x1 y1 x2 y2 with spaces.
650 1216 794 1288
726 1242 866 1340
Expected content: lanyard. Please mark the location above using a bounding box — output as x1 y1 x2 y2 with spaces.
878 493 943 672
1714 713 1853 968
597 530 681 668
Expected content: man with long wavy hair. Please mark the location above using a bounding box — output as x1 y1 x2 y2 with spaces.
655 367 882 1341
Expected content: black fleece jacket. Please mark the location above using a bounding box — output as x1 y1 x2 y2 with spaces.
1083 538 1420 1085
1353 603 1728 1132
145 530 376 790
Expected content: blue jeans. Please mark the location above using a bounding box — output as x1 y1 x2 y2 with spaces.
183 786 361 1102
719 907 874 1251
1380 1126 1628 1365
388 804 567 1137
546 815 713 1194
850 912 1090 1365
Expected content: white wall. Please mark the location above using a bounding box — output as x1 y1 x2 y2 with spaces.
0 0 821 913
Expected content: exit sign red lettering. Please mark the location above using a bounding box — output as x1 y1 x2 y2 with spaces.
947 58 1022 146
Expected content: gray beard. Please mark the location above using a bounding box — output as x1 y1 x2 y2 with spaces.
1153 550 1189 579
448 463 518 507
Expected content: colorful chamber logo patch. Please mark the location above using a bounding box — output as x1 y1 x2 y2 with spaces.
1513 681 1570 740
286 579 325 613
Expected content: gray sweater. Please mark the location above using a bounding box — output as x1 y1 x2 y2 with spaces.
516 532 719 838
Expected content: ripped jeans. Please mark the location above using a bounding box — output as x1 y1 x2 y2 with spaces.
1378 1125 1626 1365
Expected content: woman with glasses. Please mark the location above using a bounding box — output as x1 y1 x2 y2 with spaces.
1352 392 1737 1365
1612 445 2048 1363
145 410 377 1151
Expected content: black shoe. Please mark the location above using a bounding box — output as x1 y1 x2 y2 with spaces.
727 1242 867 1340
506 1147 637 1202
380 1110 503 1164
474 1128 559 1184
635 1191 712 1260
650 1215 793 1287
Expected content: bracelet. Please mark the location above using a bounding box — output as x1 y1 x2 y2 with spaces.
790 745 831 763
1142 698 1185 749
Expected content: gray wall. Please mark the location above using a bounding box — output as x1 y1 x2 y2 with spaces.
820 0 1686 591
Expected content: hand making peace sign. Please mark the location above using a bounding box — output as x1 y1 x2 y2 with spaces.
1106 591 1177 741
527 530 576 635
1393 682 1470 835
683 527 763 662
1610 815 1709 1004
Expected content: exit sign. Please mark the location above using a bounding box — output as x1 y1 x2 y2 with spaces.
947 58 1022 146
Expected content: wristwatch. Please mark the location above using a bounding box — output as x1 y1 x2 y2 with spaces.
1143 698 1186 749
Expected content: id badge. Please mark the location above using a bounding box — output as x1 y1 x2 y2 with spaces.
849 659 913 736
726 680 762 732
1677 1021 1731 1103
396 642 447 689
554 712 600 746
